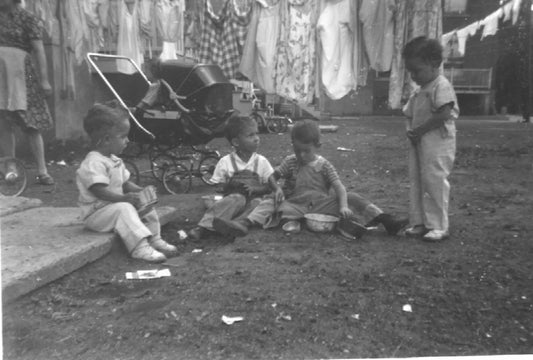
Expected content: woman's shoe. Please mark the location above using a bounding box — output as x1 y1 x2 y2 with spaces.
149 237 178 256
36 173 55 185
131 240 166 263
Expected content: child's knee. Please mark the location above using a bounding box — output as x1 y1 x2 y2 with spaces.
225 193 246 206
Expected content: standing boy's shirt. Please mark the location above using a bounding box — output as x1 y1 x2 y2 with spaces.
276 154 340 198
76 151 131 220
402 74 459 137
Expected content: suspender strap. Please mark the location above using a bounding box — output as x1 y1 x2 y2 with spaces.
253 156 259 175
230 153 239 174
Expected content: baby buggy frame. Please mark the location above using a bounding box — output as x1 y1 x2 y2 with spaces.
87 53 235 194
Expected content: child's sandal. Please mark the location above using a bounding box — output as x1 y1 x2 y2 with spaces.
36 173 55 185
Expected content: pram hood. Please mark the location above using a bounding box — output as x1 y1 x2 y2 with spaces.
158 60 233 99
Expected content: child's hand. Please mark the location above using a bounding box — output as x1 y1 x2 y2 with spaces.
339 206 353 219
243 183 263 196
123 192 141 208
406 129 421 144
273 187 285 208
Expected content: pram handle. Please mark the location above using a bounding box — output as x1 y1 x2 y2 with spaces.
86 53 156 140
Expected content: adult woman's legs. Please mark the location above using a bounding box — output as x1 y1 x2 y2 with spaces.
0 114 16 157
26 128 49 176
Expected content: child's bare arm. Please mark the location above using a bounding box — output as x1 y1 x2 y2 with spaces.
123 180 143 193
90 183 140 207
331 179 353 218
407 103 453 142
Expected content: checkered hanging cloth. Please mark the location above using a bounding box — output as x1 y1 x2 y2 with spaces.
198 0 250 79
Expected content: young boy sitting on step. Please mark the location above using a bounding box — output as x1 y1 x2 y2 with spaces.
188 115 282 240
76 101 177 263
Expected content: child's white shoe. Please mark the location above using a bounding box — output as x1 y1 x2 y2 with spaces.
131 239 167 263
422 229 449 242
149 237 178 256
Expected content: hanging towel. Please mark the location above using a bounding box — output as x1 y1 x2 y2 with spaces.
480 8 502 40
117 0 143 74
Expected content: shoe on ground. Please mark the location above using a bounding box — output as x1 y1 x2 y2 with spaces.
405 225 428 237
131 239 166 263
188 226 207 241
212 217 249 237
149 237 178 255
36 173 54 185
422 229 449 242
376 214 409 235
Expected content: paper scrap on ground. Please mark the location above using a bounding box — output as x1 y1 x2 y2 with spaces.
221 315 244 325
402 304 412 312
125 269 171 280
192 249 203 253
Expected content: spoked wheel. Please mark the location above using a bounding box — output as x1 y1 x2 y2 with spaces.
162 163 192 194
198 154 220 185
250 112 267 132
0 158 28 197
266 117 282 133
150 153 177 181
122 159 140 185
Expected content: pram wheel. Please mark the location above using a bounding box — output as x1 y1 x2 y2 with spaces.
266 117 282 133
151 154 177 181
162 163 192 194
0 157 27 197
199 155 219 185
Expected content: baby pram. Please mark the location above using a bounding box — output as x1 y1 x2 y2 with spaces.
87 53 236 194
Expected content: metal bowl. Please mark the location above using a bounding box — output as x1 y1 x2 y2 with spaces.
201 194 223 209
304 213 339 233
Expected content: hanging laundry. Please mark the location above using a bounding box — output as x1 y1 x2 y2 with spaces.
349 0 369 89
138 0 156 58
502 0 513 22
456 21 479 55
388 0 442 110
155 0 183 60
83 0 105 53
199 0 245 79
317 0 354 100
117 0 143 74
359 0 395 72
64 0 90 65
239 0 281 93
275 0 317 104
232 0 253 55
480 8 502 39
511 0 522 25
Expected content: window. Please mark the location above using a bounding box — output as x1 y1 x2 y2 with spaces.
443 0 468 14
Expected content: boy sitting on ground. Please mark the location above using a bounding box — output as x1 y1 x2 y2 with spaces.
188 115 282 240
213 119 407 237
76 101 177 263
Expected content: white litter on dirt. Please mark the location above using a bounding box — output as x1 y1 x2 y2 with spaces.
221 315 244 325
402 304 412 312
125 269 171 280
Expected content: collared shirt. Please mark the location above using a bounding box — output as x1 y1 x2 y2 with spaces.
403 75 459 136
76 151 131 219
210 152 274 185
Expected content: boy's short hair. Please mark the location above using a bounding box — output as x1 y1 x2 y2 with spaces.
83 100 128 142
291 119 320 146
402 36 443 67
224 115 256 143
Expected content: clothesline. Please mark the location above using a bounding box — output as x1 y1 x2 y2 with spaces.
442 0 523 56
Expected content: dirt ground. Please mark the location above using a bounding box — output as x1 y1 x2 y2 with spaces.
3 117 533 359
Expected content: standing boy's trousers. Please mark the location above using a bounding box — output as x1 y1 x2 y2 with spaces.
84 203 160 252
409 130 456 232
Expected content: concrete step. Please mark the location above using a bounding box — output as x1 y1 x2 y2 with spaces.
1 204 182 304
